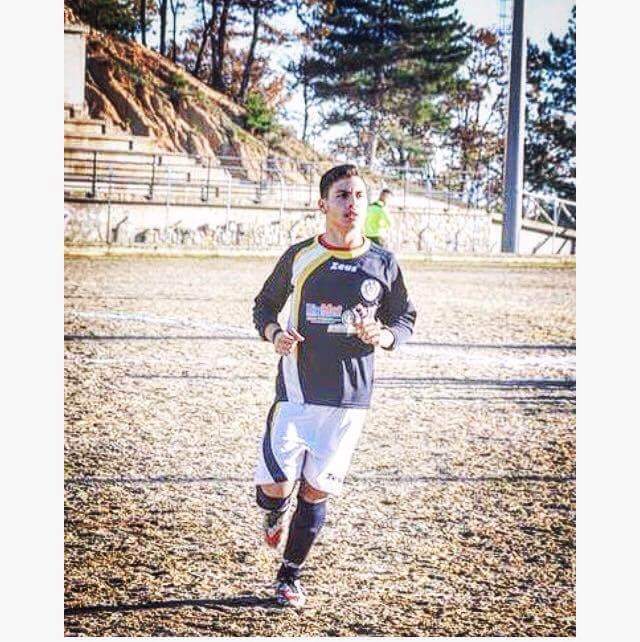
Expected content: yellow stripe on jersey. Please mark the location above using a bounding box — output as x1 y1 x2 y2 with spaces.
291 249 332 329
289 236 371 330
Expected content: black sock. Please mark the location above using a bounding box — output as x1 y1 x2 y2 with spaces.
278 497 327 581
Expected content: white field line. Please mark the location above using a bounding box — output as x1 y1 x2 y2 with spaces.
401 345 576 371
66 308 575 372
67 309 255 337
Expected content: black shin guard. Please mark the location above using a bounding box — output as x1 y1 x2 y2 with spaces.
279 497 327 580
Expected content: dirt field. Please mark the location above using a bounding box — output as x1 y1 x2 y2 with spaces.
64 256 575 636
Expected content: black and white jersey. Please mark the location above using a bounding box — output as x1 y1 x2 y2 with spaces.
253 236 416 409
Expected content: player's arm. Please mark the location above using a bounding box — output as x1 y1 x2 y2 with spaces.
375 260 416 350
253 248 294 341
253 247 306 354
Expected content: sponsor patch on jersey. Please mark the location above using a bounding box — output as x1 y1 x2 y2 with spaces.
360 278 382 302
306 302 343 324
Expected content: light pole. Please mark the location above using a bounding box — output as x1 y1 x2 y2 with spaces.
502 0 526 253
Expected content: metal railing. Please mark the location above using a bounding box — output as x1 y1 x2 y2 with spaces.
64 149 576 246
64 148 507 215
523 191 576 228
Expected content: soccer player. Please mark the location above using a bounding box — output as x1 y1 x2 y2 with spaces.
252 164 416 608
364 188 393 248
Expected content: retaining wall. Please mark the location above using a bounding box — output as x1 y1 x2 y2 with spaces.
63 200 574 256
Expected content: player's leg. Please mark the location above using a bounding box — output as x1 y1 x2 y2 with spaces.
256 481 295 548
275 480 328 608
254 402 305 548
275 405 367 608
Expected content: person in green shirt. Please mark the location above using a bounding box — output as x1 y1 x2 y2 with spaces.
365 188 392 248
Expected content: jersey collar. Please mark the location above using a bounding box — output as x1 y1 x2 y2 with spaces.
316 235 371 259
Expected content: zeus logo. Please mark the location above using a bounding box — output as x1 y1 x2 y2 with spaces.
330 261 357 273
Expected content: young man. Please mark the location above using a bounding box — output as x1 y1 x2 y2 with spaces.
364 188 393 248
252 165 416 608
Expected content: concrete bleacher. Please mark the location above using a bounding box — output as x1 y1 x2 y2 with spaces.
64 116 232 202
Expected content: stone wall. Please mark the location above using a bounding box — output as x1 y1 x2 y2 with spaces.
63 200 573 255
64 201 497 253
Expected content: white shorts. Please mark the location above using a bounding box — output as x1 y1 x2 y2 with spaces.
254 401 367 496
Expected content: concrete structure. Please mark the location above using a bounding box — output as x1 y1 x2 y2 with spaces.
63 199 575 256
63 72 575 256
64 22 89 116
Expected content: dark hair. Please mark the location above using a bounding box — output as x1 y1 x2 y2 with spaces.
381 188 392 196
319 164 365 199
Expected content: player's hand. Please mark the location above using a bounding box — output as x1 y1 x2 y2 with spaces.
352 305 381 346
273 328 305 355
355 318 382 346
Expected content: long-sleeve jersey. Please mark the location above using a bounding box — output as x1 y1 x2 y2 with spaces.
253 235 416 408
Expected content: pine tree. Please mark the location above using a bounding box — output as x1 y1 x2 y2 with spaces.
304 0 470 168
525 5 576 204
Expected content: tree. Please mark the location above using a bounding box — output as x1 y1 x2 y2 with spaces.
159 0 168 56
244 91 277 134
439 27 508 201
67 0 138 35
235 1 291 104
211 0 232 92
286 0 325 143
169 0 185 63
140 0 147 45
525 5 576 202
304 0 471 168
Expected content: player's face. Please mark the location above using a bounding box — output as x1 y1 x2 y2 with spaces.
319 176 368 235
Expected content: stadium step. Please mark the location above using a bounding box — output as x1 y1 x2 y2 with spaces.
64 119 109 137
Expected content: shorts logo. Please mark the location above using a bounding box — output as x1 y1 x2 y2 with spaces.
306 302 343 324
360 278 381 302
330 261 358 273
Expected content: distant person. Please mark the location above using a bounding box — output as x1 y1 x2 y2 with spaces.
365 188 392 248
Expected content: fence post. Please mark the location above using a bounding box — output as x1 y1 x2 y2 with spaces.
552 196 559 254
226 174 232 224
106 165 113 245
148 154 156 200
403 161 408 210
90 150 98 198
279 174 285 245
203 157 211 202
257 163 264 203
165 167 172 243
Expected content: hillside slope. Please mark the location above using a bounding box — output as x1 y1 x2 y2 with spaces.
68 10 325 181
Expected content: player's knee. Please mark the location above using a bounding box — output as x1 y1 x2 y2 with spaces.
299 480 328 504
256 484 291 511
294 495 327 534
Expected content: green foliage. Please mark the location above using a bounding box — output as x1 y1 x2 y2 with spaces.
438 27 508 195
244 92 278 136
525 5 576 203
67 0 138 37
165 71 191 107
113 59 149 89
304 0 471 166
168 71 188 91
